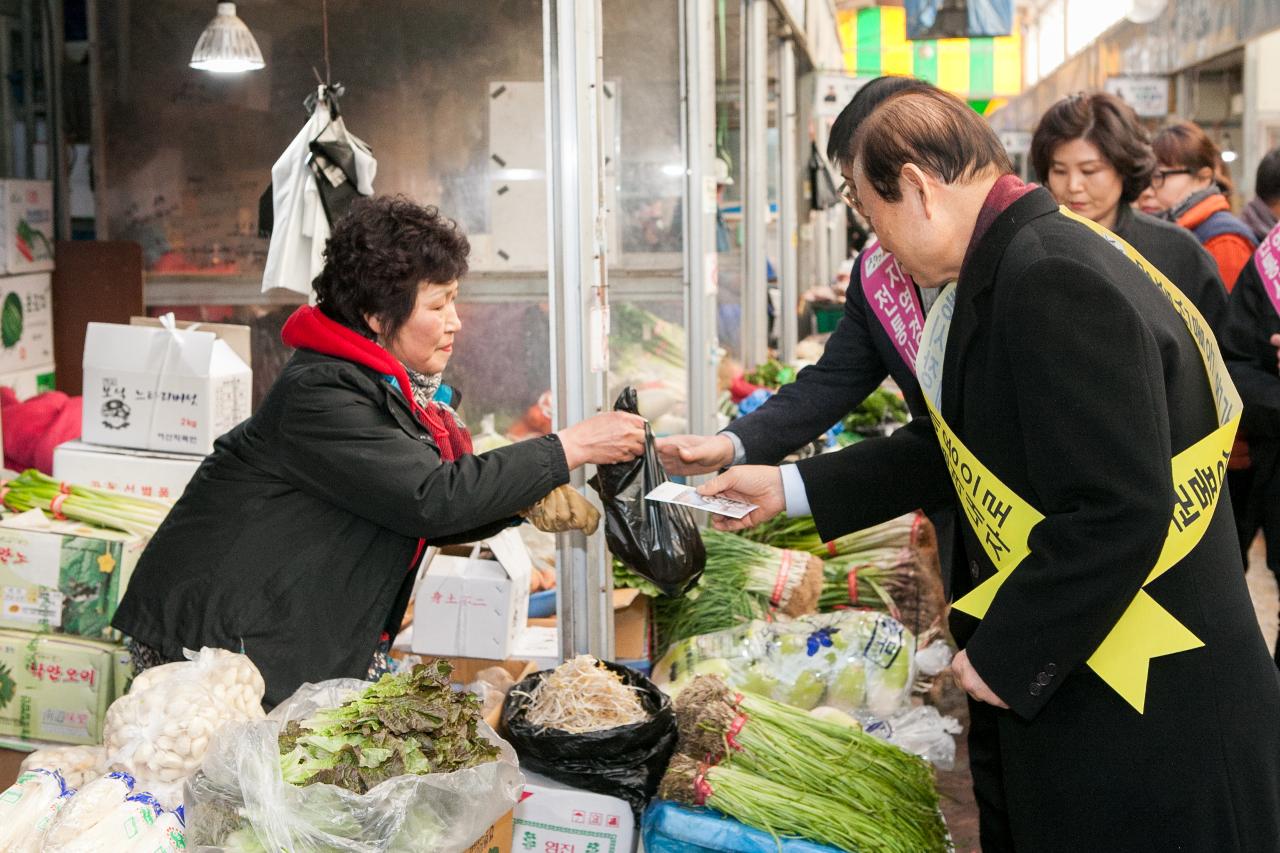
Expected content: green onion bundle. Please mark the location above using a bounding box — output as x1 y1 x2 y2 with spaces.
818 560 901 613
2 469 169 537
652 531 824 655
741 513 917 559
665 676 948 853
661 755 895 853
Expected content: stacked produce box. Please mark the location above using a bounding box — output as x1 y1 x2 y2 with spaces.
0 180 56 403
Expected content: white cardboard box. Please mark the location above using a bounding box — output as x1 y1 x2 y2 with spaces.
514 774 637 853
411 527 533 659
0 273 54 374
0 180 55 274
53 440 204 503
0 361 56 400
81 321 252 454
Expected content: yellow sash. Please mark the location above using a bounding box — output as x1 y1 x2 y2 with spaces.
916 206 1241 713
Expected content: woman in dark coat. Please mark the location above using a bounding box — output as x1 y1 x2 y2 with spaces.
111 196 645 705
701 89 1280 852
1030 92 1228 330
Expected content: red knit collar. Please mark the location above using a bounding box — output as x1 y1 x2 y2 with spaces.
282 306 429 423
280 305 473 461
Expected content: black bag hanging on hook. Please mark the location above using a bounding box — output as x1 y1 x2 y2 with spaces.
589 387 705 597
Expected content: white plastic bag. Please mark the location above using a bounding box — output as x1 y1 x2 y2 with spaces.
41 770 136 851
184 678 523 852
134 804 187 852
20 744 108 789
44 791 166 852
104 647 266 790
0 768 74 851
864 705 963 770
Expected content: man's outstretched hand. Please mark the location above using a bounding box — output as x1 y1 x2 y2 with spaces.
696 465 787 531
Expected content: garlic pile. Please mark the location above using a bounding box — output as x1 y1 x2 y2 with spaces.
20 745 108 789
103 647 265 787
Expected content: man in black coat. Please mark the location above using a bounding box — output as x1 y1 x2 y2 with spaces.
700 88 1280 852
657 76 960 598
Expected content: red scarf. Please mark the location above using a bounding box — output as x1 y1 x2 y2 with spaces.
281 306 474 461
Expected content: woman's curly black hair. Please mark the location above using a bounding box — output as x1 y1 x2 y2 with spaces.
313 195 470 342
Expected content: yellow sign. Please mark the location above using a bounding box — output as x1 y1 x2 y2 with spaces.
917 206 1241 713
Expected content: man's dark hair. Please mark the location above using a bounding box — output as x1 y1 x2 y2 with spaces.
1030 92 1156 204
313 195 469 342
852 88 1013 202
1257 146 1280 205
826 76 936 170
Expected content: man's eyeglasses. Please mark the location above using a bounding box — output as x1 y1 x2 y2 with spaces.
1150 168 1191 189
837 180 860 210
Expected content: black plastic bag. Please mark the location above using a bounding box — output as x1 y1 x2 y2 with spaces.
590 387 706 597
501 661 677 817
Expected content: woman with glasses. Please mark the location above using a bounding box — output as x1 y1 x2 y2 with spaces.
1152 121 1258 292
1030 93 1227 330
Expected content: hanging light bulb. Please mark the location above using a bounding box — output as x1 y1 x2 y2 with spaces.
190 3 265 73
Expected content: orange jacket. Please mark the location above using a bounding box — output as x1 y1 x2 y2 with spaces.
1177 194 1257 291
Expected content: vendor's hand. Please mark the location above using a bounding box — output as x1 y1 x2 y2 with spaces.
696 465 785 532
951 650 1009 709
1270 334 1280 373
521 485 601 535
655 434 735 475
557 412 646 469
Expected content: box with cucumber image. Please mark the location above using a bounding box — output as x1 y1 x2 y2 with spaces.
0 628 131 745
0 512 147 639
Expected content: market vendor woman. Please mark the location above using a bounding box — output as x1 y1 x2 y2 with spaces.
112 196 645 706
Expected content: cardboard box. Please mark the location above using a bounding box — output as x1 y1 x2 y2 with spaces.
0 273 54 374
81 321 252 454
130 316 252 370
53 440 203 503
528 589 652 661
412 529 533 660
0 362 56 400
514 775 636 853
466 808 514 853
0 510 147 639
0 181 55 274
0 628 131 745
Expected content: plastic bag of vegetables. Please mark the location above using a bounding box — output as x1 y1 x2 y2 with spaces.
653 610 917 718
0 768 75 851
501 656 677 817
185 662 522 852
104 647 266 796
20 744 108 789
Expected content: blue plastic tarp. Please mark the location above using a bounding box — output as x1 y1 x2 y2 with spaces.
641 801 849 853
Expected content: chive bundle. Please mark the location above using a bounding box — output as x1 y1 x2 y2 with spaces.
652 530 824 655
740 513 917 559
661 676 949 853
2 469 170 537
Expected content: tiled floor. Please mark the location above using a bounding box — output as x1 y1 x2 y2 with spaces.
935 538 1280 853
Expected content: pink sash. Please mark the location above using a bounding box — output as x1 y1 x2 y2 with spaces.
860 237 925 374
1256 221 1280 317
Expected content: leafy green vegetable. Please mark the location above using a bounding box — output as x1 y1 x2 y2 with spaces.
2 293 22 348
743 358 796 390
278 661 498 795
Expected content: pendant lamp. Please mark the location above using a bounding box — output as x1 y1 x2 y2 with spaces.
190 3 265 73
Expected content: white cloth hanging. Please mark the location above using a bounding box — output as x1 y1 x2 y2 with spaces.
261 90 377 298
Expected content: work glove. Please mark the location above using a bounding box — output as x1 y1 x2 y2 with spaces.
520 485 601 535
